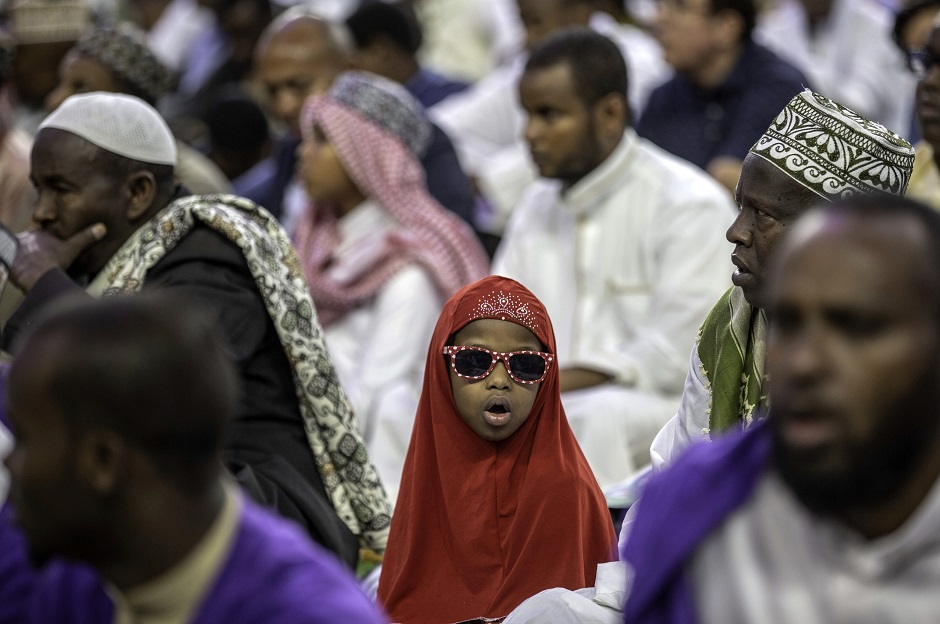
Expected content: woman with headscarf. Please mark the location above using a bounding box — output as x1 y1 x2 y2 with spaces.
293 71 488 500
377 275 617 624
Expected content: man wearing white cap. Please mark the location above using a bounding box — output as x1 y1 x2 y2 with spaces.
1 92 392 572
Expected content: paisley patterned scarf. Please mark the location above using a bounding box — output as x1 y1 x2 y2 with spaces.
88 193 392 551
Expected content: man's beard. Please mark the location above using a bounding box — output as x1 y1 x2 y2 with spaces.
772 359 940 517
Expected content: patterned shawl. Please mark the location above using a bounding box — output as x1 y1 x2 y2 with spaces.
293 72 488 327
696 286 768 436
87 194 392 551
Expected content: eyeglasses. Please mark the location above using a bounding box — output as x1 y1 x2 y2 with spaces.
442 346 554 384
908 48 940 80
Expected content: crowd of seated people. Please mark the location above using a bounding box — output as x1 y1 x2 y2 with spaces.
1 0 940 623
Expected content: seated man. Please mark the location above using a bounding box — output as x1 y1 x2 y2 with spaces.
45 23 232 195
493 29 736 487
2 92 391 570
0 294 383 623
249 11 475 230
899 11 940 208
636 0 807 191
430 0 668 235
649 90 915 474
624 195 940 622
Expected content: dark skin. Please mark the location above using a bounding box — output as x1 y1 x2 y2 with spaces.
727 153 818 309
6 330 226 589
518 60 626 391
11 129 174 291
767 212 940 539
917 24 940 169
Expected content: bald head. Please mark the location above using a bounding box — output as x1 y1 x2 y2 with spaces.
256 15 352 135
765 196 940 532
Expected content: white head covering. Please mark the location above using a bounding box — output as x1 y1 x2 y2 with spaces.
39 92 177 166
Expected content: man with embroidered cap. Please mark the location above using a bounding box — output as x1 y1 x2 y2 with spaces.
44 22 231 195
648 90 916 474
0 294 384 624
1 92 392 572
623 193 940 623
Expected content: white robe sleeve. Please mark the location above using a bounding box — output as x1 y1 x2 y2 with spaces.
649 343 712 473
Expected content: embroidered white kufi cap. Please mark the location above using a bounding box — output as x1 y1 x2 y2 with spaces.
39 92 177 167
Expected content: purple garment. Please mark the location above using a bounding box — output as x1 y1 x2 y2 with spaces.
1 497 386 624
621 422 772 624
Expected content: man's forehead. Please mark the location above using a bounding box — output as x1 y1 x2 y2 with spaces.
772 211 931 306
31 128 96 166
521 62 576 93
737 153 819 216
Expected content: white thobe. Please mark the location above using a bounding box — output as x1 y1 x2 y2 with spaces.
414 0 522 83
693 470 940 623
321 201 442 503
430 13 670 234
649 345 719 473
756 0 916 138
492 130 736 486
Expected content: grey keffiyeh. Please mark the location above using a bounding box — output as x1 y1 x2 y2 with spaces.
87 194 392 551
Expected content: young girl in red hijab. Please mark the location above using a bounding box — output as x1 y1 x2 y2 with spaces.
378 275 616 623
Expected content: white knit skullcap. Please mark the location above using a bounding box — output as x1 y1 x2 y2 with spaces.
39 92 177 166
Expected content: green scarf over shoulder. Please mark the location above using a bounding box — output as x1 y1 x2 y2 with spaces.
696 286 768 435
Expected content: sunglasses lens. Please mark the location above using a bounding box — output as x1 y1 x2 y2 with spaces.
453 350 494 377
509 353 546 382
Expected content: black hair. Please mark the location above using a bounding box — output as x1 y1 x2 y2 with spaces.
346 1 422 56
203 89 270 152
712 0 756 41
12 293 239 495
524 27 628 107
892 0 940 52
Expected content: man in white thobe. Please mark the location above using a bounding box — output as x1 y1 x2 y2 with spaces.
492 28 734 487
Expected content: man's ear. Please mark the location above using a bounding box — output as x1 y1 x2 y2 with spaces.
124 170 157 221
594 93 629 138
75 429 128 497
712 10 745 50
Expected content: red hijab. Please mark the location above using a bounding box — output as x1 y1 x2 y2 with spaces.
378 276 616 624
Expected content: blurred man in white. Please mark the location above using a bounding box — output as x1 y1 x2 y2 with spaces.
430 0 668 236
493 29 734 487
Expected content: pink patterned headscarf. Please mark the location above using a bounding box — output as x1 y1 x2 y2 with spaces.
293 71 488 326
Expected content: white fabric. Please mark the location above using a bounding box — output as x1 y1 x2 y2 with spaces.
502 562 626 623
0 419 11 506
321 200 441 502
649 344 712 473
693 470 940 623
430 13 669 234
756 0 916 138
414 0 522 83
40 92 177 166
492 130 736 486
145 0 213 72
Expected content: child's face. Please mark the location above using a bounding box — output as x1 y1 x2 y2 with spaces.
448 319 543 442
